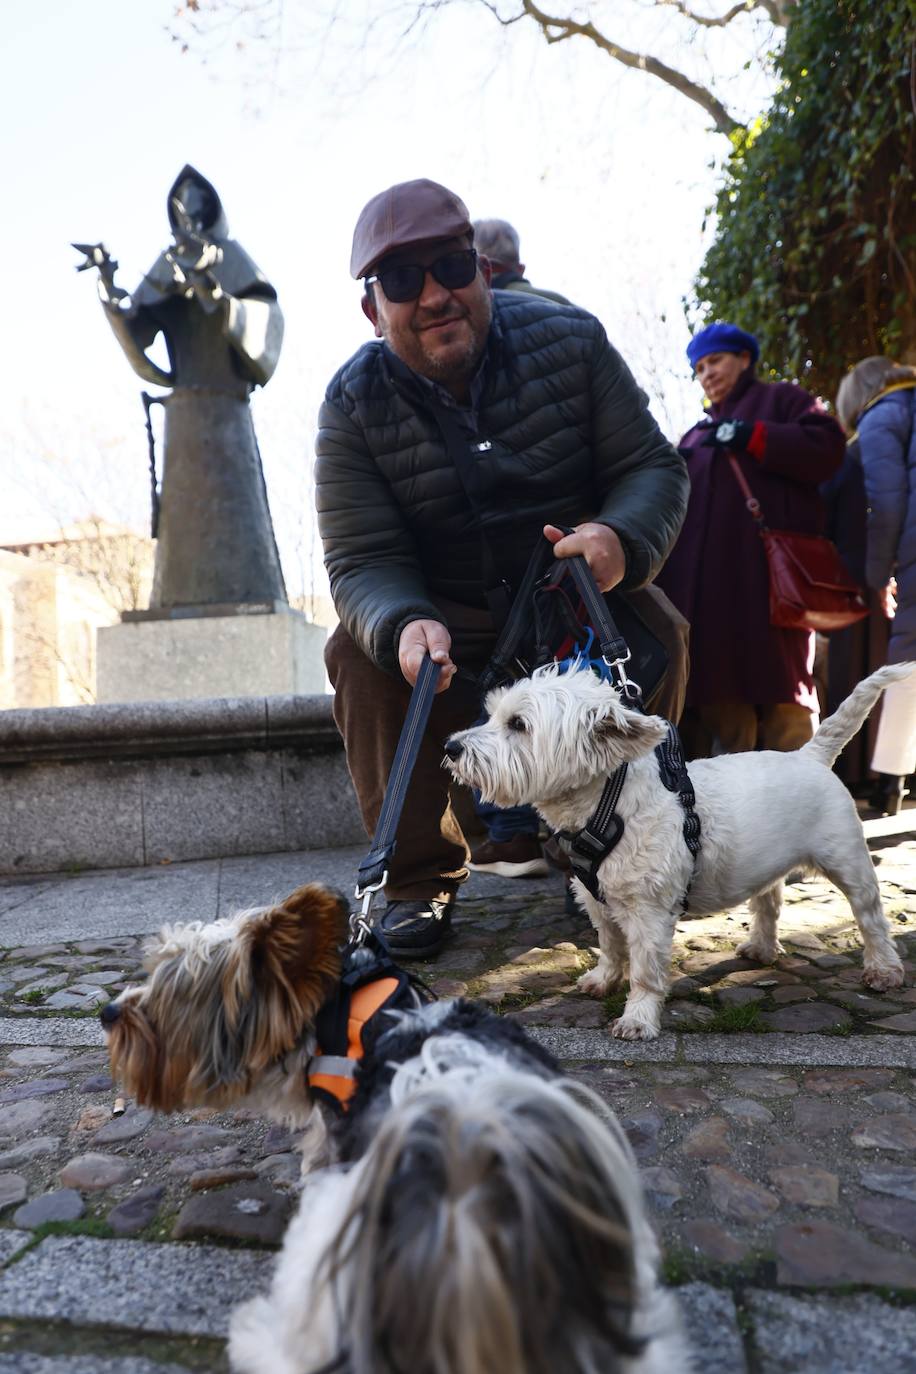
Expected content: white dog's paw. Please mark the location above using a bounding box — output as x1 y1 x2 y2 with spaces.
578 967 618 999
862 963 906 992
735 938 784 964
610 1016 659 1041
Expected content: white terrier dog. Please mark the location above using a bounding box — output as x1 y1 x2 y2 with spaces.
445 662 911 1040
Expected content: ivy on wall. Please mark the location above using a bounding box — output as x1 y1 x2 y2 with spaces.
695 0 916 400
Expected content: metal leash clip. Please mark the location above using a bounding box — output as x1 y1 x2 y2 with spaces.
351 871 388 944
603 647 641 701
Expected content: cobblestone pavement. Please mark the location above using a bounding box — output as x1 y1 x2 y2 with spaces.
0 828 912 1370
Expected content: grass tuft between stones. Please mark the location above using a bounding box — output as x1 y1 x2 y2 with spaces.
689 1001 766 1034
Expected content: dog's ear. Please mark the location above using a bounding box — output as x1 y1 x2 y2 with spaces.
251 883 347 988
231 885 347 1065
593 701 669 767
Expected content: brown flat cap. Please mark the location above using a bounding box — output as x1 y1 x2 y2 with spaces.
350 178 472 279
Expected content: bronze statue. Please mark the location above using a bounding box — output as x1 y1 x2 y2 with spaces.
75 165 287 610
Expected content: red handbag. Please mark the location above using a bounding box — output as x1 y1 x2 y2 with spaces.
727 453 869 633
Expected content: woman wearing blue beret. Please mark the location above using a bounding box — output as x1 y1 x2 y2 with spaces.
656 323 845 757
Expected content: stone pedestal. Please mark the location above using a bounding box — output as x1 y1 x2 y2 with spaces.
96 605 327 703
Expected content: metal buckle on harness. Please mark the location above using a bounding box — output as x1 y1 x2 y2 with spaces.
352 871 388 944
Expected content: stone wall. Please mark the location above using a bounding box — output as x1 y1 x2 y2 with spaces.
0 694 363 875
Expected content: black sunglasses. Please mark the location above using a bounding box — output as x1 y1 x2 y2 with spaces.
366 249 478 304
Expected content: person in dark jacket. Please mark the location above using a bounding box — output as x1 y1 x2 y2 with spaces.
836 357 916 813
656 322 845 759
317 178 689 958
472 218 571 305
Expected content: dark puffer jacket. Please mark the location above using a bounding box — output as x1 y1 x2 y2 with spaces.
316 292 688 674
858 384 916 664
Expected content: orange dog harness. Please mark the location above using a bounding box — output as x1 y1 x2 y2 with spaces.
307 975 402 1110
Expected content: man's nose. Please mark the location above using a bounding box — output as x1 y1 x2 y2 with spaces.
444 738 464 760
417 268 451 309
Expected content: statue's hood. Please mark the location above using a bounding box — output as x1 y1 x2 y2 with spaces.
129 165 276 310
167 164 229 240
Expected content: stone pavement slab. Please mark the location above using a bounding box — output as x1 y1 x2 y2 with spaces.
0 1360 199 1374
745 1289 916 1373
0 845 543 946
676 1283 747 1373
0 1235 272 1336
0 862 222 946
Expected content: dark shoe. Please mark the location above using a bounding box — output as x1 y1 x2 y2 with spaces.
376 898 453 959
468 835 549 878
868 774 907 817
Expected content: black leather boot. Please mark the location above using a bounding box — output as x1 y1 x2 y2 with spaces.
868 774 907 816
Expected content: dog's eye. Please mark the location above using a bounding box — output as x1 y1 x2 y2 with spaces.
507 715 528 733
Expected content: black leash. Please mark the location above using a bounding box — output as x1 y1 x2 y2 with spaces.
352 654 442 934
479 529 643 707
555 528 643 708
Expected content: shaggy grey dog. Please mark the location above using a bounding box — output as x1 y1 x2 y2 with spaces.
230 1000 688 1374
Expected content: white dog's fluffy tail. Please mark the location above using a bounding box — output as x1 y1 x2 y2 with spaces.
802 662 916 768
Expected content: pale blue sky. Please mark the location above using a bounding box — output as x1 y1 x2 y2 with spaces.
2 0 776 595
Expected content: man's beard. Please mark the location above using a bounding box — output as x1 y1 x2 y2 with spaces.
419 329 483 384
411 293 492 387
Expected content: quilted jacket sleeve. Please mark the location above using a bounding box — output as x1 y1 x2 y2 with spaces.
315 398 442 673
858 395 911 589
588 331 690 589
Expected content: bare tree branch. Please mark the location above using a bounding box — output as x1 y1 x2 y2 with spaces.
517 0 743 135
658 0 753 29
171 0 783 135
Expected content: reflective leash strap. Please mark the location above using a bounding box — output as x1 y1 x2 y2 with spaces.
352 654 442 937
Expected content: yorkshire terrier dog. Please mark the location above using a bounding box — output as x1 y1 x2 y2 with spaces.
228 999 687 1374
445 662 910 1041
101 884 687 1374
101 883 349 1135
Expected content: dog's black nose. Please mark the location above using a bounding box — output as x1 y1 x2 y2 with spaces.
99 1002 120 1026
444 739 464 760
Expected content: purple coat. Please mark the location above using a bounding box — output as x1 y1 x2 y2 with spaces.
656 370 844 710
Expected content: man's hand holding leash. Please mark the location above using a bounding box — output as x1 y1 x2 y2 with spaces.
544 522 627 593
398 619 456 692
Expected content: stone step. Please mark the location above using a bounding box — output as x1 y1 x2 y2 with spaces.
0 1358 203 1374
529 1027 916 1069
0 1234 272 1338
745 1288 916 1373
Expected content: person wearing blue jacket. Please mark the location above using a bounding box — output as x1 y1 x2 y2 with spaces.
837 357 916 814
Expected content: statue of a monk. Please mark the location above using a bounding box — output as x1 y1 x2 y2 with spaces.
76 165 287 610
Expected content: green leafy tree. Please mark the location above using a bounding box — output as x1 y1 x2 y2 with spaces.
694 0 916 399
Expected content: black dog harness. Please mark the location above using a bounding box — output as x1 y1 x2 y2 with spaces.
308 930 432 1113
556 723 701 909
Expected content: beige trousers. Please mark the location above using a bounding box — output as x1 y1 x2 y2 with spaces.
872 674 916 775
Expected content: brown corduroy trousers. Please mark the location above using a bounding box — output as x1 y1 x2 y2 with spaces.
326 585 689 901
